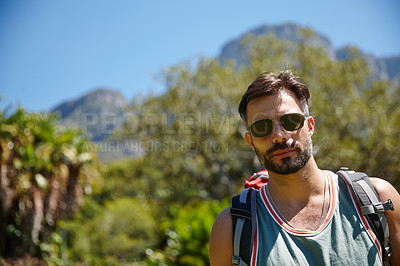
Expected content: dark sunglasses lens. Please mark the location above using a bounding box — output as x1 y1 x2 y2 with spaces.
251 119 273 137
280 114 305 131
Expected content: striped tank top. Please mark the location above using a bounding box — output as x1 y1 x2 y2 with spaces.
251 171 382 265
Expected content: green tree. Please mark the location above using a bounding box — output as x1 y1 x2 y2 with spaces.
98 157 169 203
0 108 100 259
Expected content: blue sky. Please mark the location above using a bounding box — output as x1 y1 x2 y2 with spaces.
1 0 399 112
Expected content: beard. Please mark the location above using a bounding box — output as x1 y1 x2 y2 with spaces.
255 137 313 175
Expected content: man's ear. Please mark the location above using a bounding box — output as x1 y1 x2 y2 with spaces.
245 132 255 150
307 116 315 136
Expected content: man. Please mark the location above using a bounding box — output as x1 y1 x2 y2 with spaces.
209 70 400 265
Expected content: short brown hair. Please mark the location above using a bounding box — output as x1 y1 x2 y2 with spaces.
238 70 310 124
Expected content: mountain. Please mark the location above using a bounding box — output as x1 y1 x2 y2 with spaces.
218 23 400 81
52 88 128 142
219 23 335 65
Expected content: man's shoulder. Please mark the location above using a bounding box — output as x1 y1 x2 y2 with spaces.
213 207 232 227
370 177 399 201
370 177 400 265
211 207 233 241
209 207 233 266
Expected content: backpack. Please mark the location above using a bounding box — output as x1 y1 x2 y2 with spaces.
230 168 394 266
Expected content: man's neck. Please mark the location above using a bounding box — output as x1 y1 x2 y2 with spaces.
267 157 324 204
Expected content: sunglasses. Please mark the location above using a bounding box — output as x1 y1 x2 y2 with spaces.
249 113 307 138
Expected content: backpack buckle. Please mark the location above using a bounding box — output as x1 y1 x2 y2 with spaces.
360 199 394 215
375 202 385 213
232 255 249 266
232 255 241 266
383 245 392 261
383 199 394 212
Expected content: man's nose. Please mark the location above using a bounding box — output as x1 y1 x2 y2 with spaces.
272 121 288 143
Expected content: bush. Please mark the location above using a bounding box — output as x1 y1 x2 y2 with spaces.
61 197 157 264
146 199 229 266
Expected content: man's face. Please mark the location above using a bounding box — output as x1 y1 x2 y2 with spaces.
245 91 314 175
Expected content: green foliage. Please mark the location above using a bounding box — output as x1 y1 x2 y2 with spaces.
0 108 100 258
60 197 157 264
146 199 229 266
98 157 167 202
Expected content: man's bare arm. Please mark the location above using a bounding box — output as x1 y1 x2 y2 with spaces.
371 178 400 266
209 207 233 266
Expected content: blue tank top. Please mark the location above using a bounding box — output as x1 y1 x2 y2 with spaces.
251 171 382 265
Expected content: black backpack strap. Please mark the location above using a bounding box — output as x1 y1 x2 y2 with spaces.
231 188 257 266
337 168 394 265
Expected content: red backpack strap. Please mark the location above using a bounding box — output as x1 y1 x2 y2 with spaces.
245 170 269 190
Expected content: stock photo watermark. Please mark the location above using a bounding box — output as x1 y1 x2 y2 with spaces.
85 140 229 153
80 111 241 137
78 111 241 154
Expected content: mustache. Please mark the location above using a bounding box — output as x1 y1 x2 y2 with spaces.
266 141 297 157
